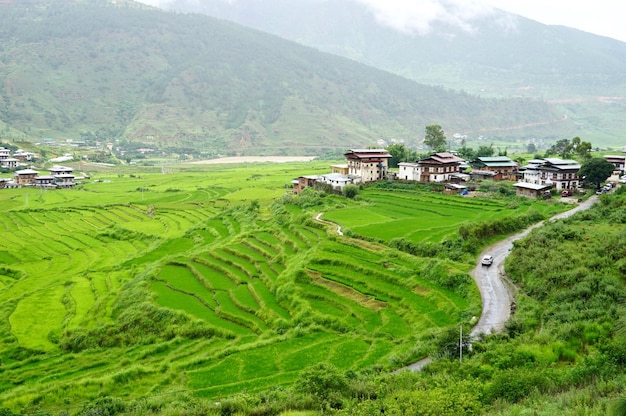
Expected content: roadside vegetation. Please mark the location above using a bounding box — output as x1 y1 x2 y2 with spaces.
0 160 619 415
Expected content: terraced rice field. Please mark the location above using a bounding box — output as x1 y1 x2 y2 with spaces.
0 161 563 411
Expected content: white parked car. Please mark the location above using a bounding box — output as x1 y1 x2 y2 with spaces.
481 255 494 266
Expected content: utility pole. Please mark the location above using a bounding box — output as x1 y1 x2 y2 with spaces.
459 324 463 364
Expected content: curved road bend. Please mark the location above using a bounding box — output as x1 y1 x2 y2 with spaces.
404 195 600 372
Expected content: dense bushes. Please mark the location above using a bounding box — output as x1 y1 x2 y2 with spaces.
458 209 545 240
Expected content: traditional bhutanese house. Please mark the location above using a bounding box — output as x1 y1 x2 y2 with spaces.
518 158 580 191
13 150 35 162
398 162 420 181
344 149 392 183
34 176 57 188
14 169 39 186
293 175 320 194
330 164 349 175
1 157 19 169
0 147 10 160
0 178 10 189
416 152 464 183
514 182 553 199
50 165 75 188
604 155 626 173
469 156 517 180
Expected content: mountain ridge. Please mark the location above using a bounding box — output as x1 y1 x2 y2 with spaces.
0 0 570 156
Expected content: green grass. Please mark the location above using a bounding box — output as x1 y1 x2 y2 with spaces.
0 163 562 413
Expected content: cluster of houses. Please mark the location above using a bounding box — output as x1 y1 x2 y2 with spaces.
0 146 37 169
0 146 81 190
294 149 625 199
0 165 76 189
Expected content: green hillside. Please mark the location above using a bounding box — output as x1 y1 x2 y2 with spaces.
0 0 566 156
177 0 626 147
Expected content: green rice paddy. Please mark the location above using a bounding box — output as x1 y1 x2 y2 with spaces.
0 160 569 411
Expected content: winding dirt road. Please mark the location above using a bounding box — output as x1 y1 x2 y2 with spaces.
404 194 600 371
470 195 599 337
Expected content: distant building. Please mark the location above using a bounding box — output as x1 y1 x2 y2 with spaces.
398 162 420 181
49 165 75 188
517 158 580 191
416 152 464 183
1 158 19 169
604 155 626 173
344 149 392 183
469 156 517 180
14 169 39 186
293 175 320 194
513 182 553 199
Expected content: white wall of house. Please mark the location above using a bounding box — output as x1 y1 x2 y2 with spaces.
398 163 420 181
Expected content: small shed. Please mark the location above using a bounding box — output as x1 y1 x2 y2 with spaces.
514 182 552 199
470 170 498 181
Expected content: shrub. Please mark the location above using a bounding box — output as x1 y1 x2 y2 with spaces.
342 184 359 199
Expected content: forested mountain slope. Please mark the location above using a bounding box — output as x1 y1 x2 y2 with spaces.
160 0 626 147
0 0 565 156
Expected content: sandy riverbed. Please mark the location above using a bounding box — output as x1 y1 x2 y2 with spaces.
190 156 317 164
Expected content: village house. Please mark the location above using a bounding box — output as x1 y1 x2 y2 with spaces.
344 148 392 183
397 162 420 181
517 158 580 191
293 149 391 194
469 156 517 180
49 165 75 188
0 147 9 160
513 182 553 199
469 170 497 181
13 150 36 162
416 152 464 183
14 168 39 186
34 175 57 188
604 155 626 174
293 175 320 194
1 157 19 169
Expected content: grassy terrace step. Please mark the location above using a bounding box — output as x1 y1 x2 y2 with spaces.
152 281 252 337
249 280 291 320
214 247 259 277
194 252 251 284
247 233 282 258
191 261 238 291
306 262 456 327
298 281 383 333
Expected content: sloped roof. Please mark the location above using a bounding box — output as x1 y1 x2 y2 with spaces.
417 152 464 165
344 149 392 159
472 156 517 167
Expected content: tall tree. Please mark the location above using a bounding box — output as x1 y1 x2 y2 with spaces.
424 125 447 152
546 138 573 158
387 143 409 168
476 144 495 157
571 136 593 160
578 157 615 189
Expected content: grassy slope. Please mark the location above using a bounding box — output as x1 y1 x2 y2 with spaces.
0 161 571 413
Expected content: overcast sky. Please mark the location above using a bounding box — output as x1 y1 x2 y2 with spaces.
136 0 626 43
